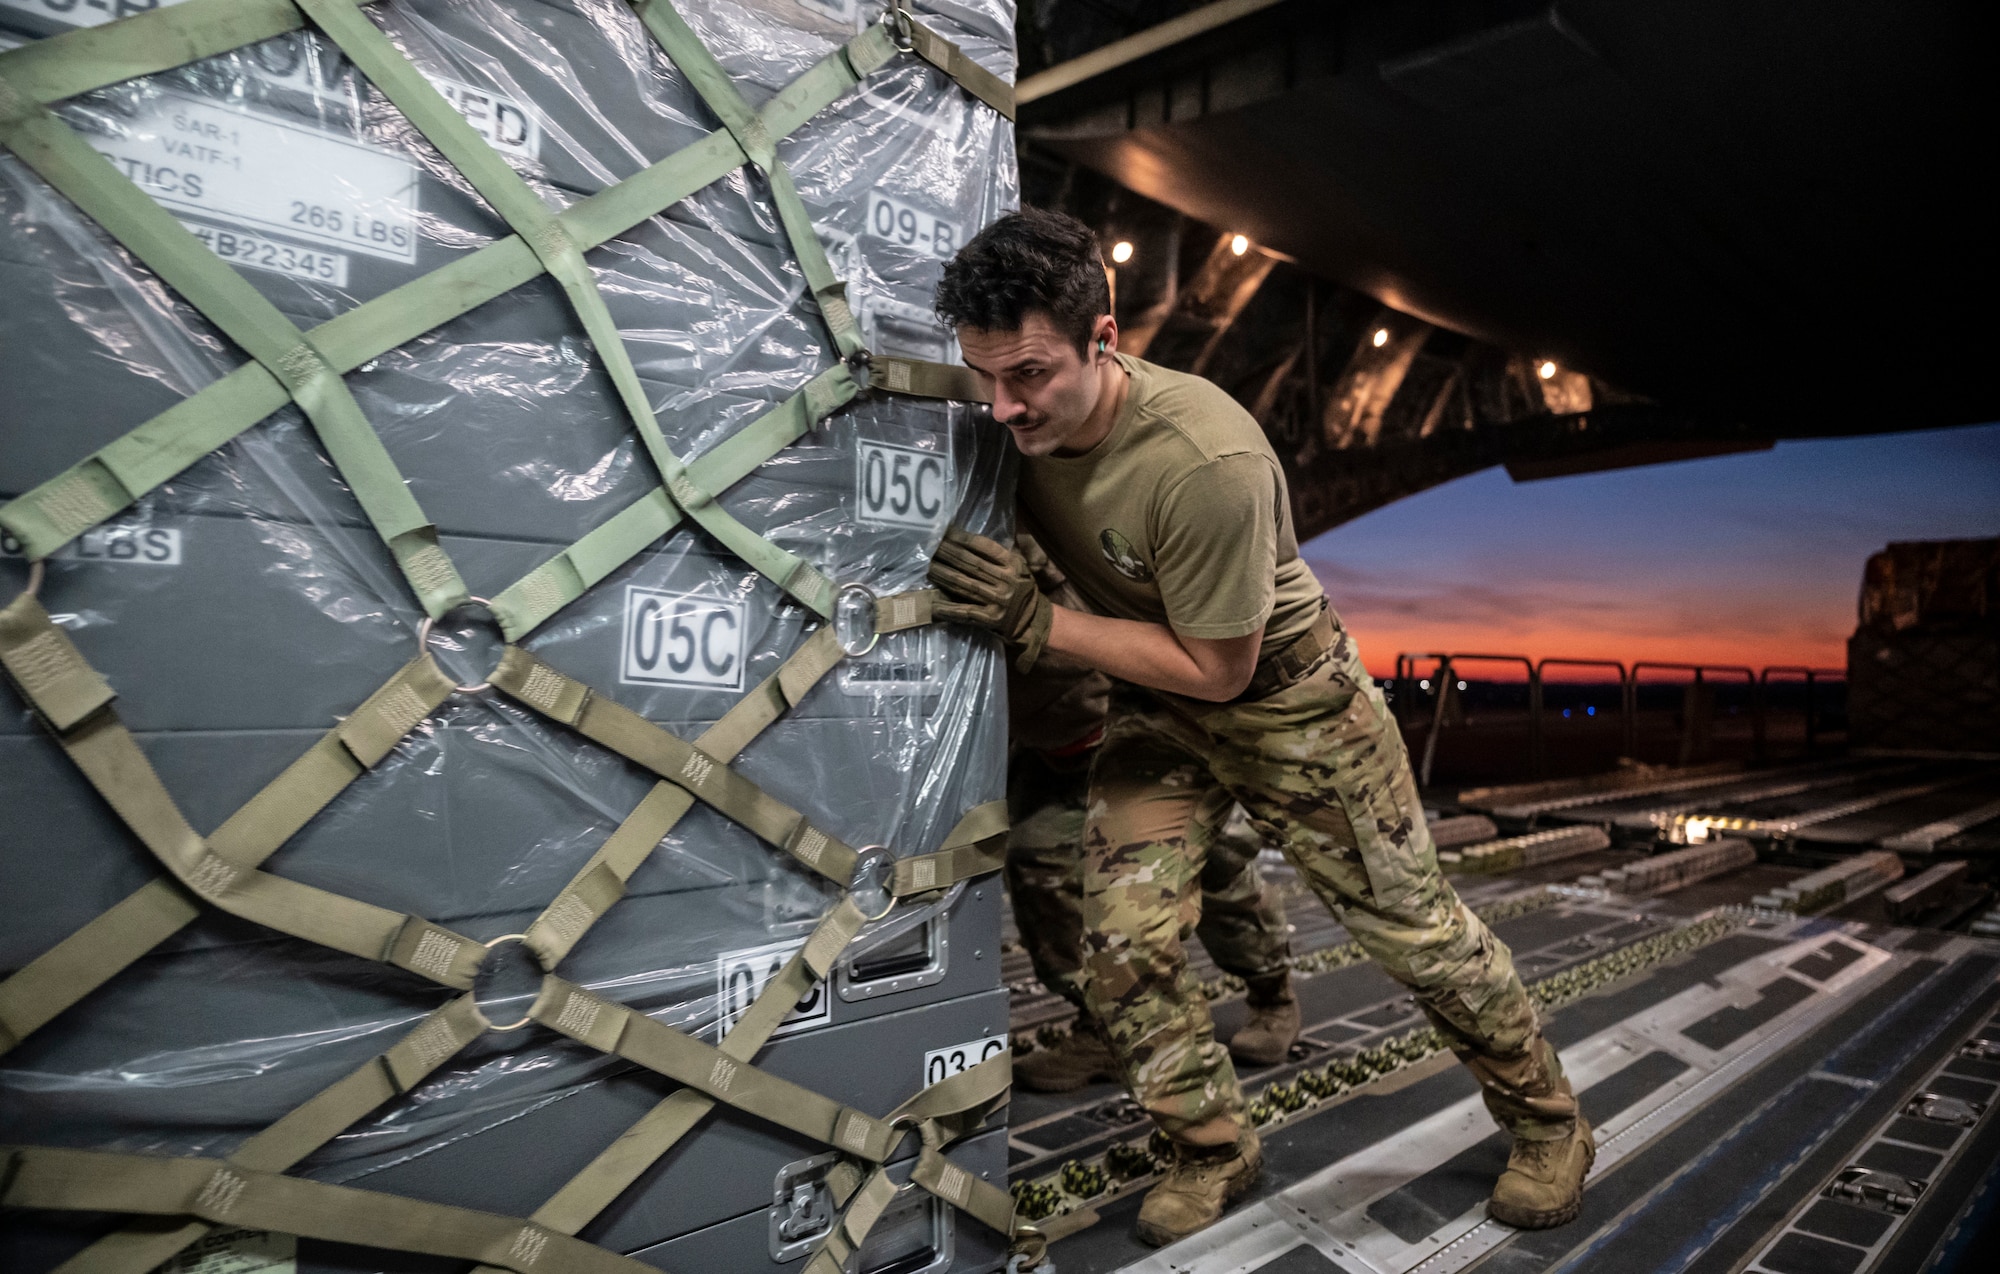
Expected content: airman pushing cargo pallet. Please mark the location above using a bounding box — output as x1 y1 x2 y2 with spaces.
926 209 1594 1247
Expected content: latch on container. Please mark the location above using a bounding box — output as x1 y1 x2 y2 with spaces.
769 1153 840 1260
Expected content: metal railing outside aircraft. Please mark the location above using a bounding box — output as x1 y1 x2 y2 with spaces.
1393 652 1845 786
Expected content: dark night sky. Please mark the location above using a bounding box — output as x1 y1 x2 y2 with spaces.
1304 422 2000 678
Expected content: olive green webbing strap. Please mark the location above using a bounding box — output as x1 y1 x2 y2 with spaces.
478 891 873 1255
479 884 976 1256
3 1145 652 1274
801 1052 1021 1274
517 597 1002 960
519 624 846 967
462 849 1005 1261
0 0 364 106
52 994 490 1274
489 648 865 887
866 353 993 404
0 637 464 1053
0 598 494 1002
0 80 467 617
0 652 458 1048
887 0 1017 121
0 880 194 1057
893 797 1008 897
479 702 1007 1250
0 22 878 564
296 0 839 620
632 2 1004 407
57 613 884 1274
631 0 865 360
531 977 903 1162
491 589 991 892
491 364 857 638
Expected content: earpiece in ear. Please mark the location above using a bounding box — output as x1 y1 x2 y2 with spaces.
1098 338 1108 353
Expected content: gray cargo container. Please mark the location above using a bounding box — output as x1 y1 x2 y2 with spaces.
0 0 1018 1270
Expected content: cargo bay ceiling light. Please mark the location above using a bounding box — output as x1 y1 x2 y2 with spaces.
1230 233 1250 255
1539 360 1559 379
1110 240 1134 264
1372 328 1390 347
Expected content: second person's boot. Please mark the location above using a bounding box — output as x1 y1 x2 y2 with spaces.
1016 1016 1121 1093
1228 972 1301 1067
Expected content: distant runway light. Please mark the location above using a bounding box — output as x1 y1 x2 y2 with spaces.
1457 680 1468 691
1587 705 1596 716
1111 240 1134 264
1563 708 1571 719
1230 234 1249 256
1372 328 1390 348
1419 679 1430 690
1538 360 1558 379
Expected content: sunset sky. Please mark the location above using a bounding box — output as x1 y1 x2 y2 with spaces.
1304 422 2000 680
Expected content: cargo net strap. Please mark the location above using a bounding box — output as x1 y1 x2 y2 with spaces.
0 0 1032 1265
0 586 1026 1272
0 0 1001 627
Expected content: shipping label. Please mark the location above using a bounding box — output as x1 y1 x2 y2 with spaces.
0 0 189 29
157 1228 295 1274
856 440 952 530
427 75 540 163
716 937 831 1041
3 523 182 566
84 92 419 264
922 1035 1008 1088
865 190 961 259
182 221 349 286
620 586 746 691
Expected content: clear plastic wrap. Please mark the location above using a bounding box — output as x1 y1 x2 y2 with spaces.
0 0 1018 1267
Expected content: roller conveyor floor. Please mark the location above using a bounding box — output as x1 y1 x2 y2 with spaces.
1002 769 2000 1274
1458 757 2000 857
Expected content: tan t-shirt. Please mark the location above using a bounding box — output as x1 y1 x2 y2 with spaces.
1018 355 1325 659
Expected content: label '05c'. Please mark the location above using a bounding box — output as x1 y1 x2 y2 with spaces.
856 441 951 529
620 587 746 691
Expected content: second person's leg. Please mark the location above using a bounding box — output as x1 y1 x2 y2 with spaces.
1080 695 1260 1245
1006 748 1122 1090
1193 806 1298 1066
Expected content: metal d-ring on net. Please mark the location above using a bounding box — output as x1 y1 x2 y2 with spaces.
477 933 537 1031
883 0 917 52
835 581 882 658
416 596 501 694
847 845 898 922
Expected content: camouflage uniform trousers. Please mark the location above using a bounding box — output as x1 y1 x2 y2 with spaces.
1079 632 1578 1148
1007 747 1291 1016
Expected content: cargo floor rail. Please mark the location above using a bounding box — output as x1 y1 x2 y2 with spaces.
0 0 1046 1269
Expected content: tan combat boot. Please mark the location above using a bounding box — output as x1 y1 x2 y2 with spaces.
1135 1131 1263 1247
1015 1018 1121 1093
1228 972 1301 1067
1488 1114 1595 1229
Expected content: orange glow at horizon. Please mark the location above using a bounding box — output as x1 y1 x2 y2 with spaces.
1344 613 1847 683
1300 426 2000 688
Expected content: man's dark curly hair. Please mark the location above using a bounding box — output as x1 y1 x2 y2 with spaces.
934 207 1110 355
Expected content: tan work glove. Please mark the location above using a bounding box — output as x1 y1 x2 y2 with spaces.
928 526 1054 674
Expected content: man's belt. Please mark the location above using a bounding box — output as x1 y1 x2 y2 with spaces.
1238 605 1339 703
